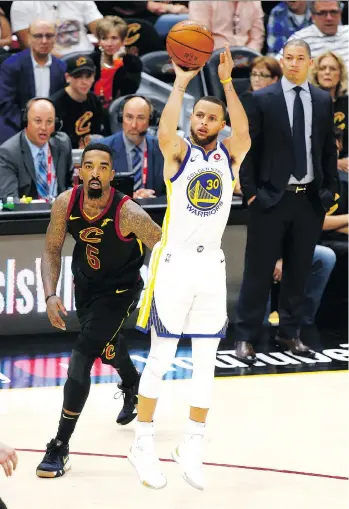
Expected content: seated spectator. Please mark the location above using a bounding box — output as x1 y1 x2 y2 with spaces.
0 20 66 146
267 1 312 56
92 16 142 111
103 95 166 199
0 7 12 51
0 98 73 202
189 0 265 52
279 1 349 68
309 51 348 172
10 1 102 57
50 55 104 149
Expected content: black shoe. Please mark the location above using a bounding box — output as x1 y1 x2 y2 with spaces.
235 341 257 366
115 373 140 425
36 439 70 478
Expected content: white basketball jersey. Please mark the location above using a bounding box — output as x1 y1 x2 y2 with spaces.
163 138 235 248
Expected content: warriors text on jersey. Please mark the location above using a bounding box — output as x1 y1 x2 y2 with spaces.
137 138 235 338
67 185 144 291
163 138 235 247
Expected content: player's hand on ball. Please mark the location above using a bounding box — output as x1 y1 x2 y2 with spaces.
46 295 67 331
172 60 202 84
0 442 18 477
218 45 234 82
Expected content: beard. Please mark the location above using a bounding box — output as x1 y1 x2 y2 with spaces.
190 127 217 148
87 179 103 199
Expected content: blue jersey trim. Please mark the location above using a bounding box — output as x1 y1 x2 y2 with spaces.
220 142 235 181
170 142 191 183
187 137 218 162
136 325 149 334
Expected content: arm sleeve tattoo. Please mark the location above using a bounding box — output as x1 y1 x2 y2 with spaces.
119 199 162 250
41 190 71 298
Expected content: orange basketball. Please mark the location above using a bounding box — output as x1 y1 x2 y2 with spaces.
166 21 214 70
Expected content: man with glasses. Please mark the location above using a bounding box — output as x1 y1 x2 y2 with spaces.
0 20 66 145
278 1 348 68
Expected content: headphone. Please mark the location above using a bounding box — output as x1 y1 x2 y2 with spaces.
116 94 160 127
21 97 63 133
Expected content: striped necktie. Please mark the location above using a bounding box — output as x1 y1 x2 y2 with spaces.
132 145 143 191
37 149 49 199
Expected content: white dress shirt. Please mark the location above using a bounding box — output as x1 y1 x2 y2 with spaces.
281 76 314 184
30 52 52 97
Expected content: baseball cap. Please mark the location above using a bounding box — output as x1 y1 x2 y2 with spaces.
66 55 96 76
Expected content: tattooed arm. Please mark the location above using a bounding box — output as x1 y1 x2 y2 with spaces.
119 199 162 250
41 190 72 330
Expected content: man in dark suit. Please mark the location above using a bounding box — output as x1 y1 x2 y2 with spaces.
0 98 73 201
0 20 66 145
234 39 338 363
103 95 166 198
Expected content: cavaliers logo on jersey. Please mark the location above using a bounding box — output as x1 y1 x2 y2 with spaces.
186 171 223 215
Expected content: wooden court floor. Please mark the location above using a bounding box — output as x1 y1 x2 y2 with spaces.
0 370 348 509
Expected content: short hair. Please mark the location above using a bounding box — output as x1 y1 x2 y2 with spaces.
309 51 348 98
283 39 311 58
193 96 227 119
251 56 282 80
81 143 114 165
334 127 343 144
311 1 341 13
96 16 128 41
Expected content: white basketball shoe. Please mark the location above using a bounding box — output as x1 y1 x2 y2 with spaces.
128 423 167 489
172 433 205 490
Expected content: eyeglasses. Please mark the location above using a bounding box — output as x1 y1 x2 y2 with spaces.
313 10 341 17
30 33 55 40
251 72 272 79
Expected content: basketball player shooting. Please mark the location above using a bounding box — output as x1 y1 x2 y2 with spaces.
129 46 251 490
36 143 162 479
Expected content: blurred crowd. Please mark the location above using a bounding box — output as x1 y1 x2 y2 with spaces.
0 0 346 330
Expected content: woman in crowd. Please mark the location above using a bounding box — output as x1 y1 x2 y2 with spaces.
91 16 142 133
310 51 348 173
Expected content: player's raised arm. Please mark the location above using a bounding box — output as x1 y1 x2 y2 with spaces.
158 62 201 180
219 46 251 167
41 190 71 330
119 199 162 250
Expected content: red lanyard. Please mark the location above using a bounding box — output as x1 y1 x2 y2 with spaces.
142 144 148 187
47 146 53 187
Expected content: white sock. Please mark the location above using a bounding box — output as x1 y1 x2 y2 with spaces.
186 419 205 438
135 420 154 441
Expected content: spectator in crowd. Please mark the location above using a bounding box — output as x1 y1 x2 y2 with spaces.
0 98 73 202
0 20 66 146
309 51 348 172
0 8 12 52
0 440 18 509
267 1 312 56
91 16 142 119
189 0 265 52
50 55 104 149
279 1 349 68
245 55 282 93
10 1 102 57
103 95 166 199
233 39 338 364
317 128 348 328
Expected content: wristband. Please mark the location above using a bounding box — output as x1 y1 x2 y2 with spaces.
45 294 56 304
220 77 232 84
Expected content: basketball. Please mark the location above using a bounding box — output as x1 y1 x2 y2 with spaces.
166 21 214 70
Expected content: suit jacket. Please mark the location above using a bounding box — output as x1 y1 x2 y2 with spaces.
103 131 166 197
240 81 339 210
0 131 73 201
0 49 66 145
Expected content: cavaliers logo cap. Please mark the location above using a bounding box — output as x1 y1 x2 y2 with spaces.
67 54 96 76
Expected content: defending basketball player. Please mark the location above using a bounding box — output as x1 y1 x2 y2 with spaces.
36 143 162 478
129 46 251 489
